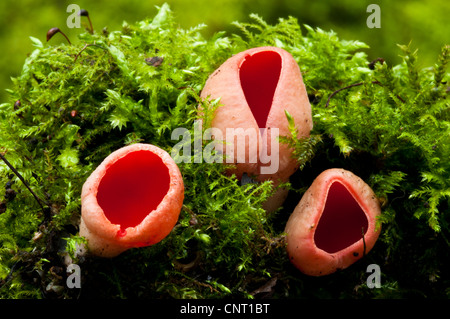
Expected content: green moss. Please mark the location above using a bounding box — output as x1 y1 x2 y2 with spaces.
0 4 449 299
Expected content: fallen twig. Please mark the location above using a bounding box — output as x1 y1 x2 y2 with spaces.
0 151 48 214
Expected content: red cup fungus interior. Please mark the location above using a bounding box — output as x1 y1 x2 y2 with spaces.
96 150 170 230
239 51 282 128
314 181 369 254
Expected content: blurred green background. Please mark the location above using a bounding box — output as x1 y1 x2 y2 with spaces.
0 0 448 103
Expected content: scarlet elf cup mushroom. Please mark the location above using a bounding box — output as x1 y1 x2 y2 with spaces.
200 46 312 211
80 143 184 257
285 169 382 276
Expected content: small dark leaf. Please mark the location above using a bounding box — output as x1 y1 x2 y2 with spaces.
4 188 17 201
250 277 278 298
240 172 257 186
0 201 6 215
368 57 385 70
14 100 21 109
145 56 164 67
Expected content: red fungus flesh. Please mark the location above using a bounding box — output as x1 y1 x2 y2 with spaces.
314 181 369 254
239 51 281 128
96 150 170 230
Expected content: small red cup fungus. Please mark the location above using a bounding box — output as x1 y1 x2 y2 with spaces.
200 46 312 211
285 168 382 276
80 143 184 257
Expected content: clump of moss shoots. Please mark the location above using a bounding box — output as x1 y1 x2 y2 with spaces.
0 4 449 299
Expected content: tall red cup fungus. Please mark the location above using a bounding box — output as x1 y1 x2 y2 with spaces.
200 46 312 210
80 143 184 257
285 169 382 276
